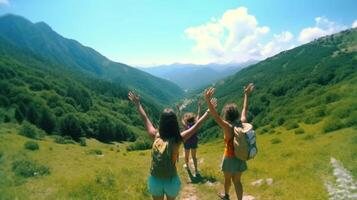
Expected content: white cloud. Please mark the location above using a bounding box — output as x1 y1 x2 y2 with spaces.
260 31 294 58
184 7 294 64
0 0 9 5
184 10 350 65
298 17 346 44
352 20 357 28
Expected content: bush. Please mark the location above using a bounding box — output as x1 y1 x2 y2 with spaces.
24 141 39 151
294 128 305 135
304 116 321 125
12 158 50 177
333 107 351 119
19 122 45 140
324 93 340 104
303 134 315 141
3 114 11 122
87 149 102 155
323 117 344 133
345 112 357 127
126 139 152 151
271 138 282 144
259 127 269 135
276 117 285 126
52 135 75 144
79 137 87 146
285 121 299 130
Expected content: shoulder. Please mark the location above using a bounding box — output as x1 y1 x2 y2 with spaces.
241 123 253 133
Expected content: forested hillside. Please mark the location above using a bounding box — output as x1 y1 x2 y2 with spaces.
0 19 166 145
193 28 357 141
0 14 184 105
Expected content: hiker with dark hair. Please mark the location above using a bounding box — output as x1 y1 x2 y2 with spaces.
128 91 213 200
204 83 254 200
177 99 202 176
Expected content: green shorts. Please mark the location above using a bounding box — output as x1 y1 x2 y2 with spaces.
148 175 181 197
221 156 247 173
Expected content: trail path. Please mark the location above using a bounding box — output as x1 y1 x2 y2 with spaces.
180 183 198 200
178 156 256 200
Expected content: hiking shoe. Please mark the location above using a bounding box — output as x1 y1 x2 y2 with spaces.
217 192 230 200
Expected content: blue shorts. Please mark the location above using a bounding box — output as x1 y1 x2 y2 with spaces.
184 142 198 150
221 156 247 173
148 175 181 197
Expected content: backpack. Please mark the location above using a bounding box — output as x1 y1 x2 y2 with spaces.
150 137 177 179
233 123 257 161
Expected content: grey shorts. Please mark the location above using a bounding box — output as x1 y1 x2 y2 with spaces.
221 156 247 173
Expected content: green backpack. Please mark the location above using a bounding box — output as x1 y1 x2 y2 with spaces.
150 137 177 179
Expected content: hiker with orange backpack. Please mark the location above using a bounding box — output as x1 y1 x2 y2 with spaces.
128 91 214 200
204 83 255 200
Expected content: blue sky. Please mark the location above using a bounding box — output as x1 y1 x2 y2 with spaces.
0 0 356 66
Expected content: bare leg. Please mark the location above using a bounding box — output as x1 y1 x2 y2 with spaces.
232 172 243 200
184 149 190 169
152 196 164 200
224 172 233 196
166 196 176 200
191 148 198 174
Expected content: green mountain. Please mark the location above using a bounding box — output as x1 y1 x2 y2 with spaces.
0 14 184 104
0 16 166 145
193 28 357 141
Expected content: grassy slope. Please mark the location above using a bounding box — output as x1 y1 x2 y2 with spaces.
1 121 356 200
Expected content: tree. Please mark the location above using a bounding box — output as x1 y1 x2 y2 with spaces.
15 106 25 123
39 107 57 134
60 114 82 140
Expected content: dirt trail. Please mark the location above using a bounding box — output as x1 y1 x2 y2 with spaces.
180 183 198 200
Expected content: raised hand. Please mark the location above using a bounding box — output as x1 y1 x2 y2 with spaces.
197 99 202 107
244 83 254 94
210 98 218 108
205 87 215 100
128 91 140 106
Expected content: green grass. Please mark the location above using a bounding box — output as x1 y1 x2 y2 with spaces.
0 122 356 199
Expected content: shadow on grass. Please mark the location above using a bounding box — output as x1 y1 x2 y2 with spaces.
185 168 216 184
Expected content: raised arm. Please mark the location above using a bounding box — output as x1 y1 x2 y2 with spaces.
128 91 156 140
195 99 202 121
181 109 209 142
241 83 254 123
204 87 230 132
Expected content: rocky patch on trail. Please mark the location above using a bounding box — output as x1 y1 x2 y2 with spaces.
324 157 357 200
251 178 274 187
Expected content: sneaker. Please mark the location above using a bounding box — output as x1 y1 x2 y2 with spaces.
195 171 201 177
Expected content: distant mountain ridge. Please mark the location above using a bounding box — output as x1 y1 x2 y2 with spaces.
0 14 184 104
140 61 256 91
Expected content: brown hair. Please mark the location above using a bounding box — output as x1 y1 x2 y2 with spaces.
221 103 240 123
182 112 196 126
159 108 182 143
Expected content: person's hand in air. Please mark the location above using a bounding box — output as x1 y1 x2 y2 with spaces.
205 87 215 101
244 83 254 95
210 98 218 108
128 91 140 106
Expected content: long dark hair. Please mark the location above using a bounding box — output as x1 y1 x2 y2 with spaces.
159 108 182 143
